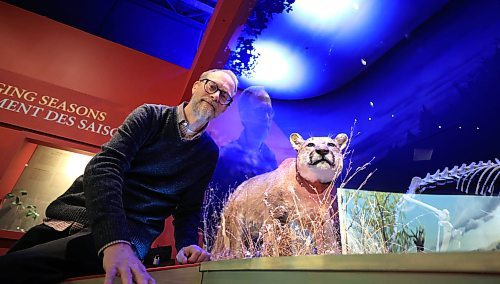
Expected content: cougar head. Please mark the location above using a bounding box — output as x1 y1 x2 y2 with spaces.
290 133 348 184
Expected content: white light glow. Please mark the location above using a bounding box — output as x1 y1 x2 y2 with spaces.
64 153 93 178
242 41 306 90
291 0 359 30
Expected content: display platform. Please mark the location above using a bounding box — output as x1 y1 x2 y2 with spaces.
200 252 500 284
64 252 500 284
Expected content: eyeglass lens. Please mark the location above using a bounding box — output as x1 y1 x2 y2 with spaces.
204 80 231 105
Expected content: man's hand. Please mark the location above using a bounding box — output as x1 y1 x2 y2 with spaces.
102 243 155 284
176 245 211 264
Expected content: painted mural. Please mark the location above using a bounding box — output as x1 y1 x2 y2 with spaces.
340 188 500 254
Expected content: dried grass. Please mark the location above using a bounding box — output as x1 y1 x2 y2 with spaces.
203 121 403 260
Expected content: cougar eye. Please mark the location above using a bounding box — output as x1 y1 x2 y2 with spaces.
306 143 315 147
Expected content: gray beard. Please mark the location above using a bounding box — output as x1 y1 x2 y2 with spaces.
193 101 214 121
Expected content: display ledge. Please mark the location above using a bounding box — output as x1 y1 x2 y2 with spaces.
0 229 24 255
200 252 500 284
17 252 500 283
0 229 24 240
201 251 500 274
64 263 201 284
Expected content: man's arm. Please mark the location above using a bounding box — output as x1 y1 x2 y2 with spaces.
83 105 162 282
83 104 160 249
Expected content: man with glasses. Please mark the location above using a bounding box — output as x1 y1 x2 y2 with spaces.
204 86 277 251
0 69 238 284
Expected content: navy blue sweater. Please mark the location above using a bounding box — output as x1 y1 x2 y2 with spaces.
46 104 219 259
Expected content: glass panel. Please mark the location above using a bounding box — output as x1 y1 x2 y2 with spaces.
206 0 500 258
339 189 500 253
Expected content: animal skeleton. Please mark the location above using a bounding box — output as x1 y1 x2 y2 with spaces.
407 159 500 195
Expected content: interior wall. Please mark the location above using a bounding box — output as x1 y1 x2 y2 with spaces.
269 0 500 192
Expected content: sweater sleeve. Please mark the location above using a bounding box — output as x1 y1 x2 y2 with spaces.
83 104 161 253
173 145 218 251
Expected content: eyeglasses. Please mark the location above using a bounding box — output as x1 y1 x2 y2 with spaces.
200 79 233 106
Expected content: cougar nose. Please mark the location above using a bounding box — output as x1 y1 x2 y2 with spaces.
316 149 329 156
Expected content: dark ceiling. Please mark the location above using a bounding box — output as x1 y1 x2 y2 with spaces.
4 0 217 68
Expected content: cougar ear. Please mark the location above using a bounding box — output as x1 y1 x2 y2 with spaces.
335 133 348 151
290 133 304 151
